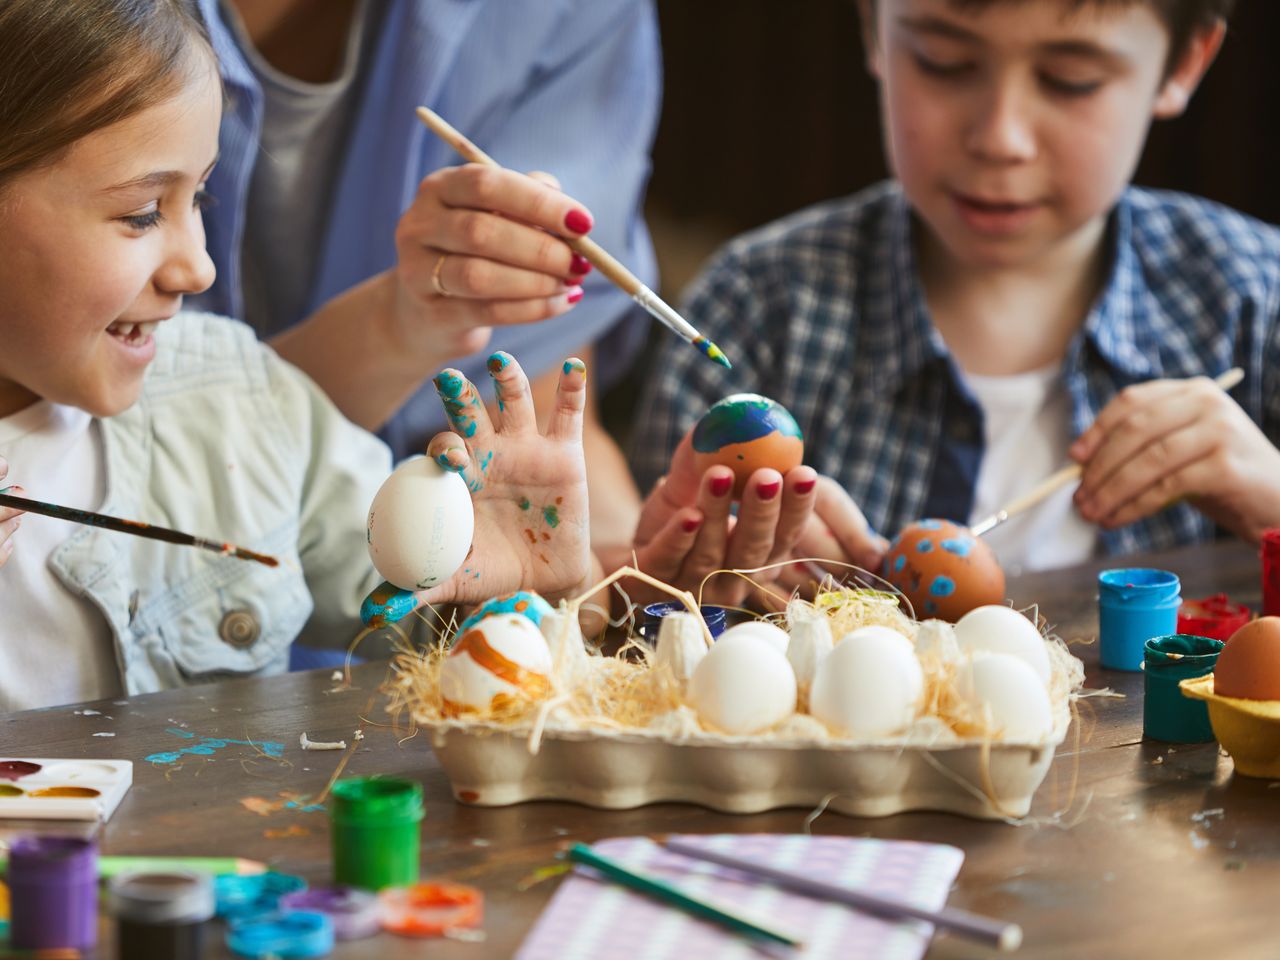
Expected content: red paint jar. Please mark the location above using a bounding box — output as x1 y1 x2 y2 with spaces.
1177 593 1253 642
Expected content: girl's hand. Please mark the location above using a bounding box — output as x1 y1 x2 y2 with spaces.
624 432 820 609
362 353 589 627
390 166 592 363
0 458 22 568
1071 375 1280 541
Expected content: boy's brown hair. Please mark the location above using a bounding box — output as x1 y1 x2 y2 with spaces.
0 0 214 190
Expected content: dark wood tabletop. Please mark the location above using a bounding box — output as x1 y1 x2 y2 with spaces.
2 541 1276 959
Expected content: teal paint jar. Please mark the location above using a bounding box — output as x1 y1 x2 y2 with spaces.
1143 634 1224 743
329 777 424 891
1098 569 1181 671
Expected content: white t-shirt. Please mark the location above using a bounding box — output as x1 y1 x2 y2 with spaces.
960 365 1099 575
0 402 122 710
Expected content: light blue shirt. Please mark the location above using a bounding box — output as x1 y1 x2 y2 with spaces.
193 0 661 459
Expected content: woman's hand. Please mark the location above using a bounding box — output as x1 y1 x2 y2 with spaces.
1071 375 1280 541
0 458 21 568
361 353 589 627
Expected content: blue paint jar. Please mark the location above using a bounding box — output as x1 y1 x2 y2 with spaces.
1143 634 1223 743
641 602 726 642
1098 568 1181 671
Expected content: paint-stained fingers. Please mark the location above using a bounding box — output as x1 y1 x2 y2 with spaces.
546 358 588 442
484 351 538 435
724 469 785 574
425 429 483 487
433 368 496 451
360 581 422 628
765 466 820 565
632 508 706 585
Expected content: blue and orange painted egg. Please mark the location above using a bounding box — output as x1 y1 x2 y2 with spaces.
453 590 553 642
882 519 1005 622
691 394 804 498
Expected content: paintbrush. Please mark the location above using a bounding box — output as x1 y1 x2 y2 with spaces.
414 106 732 371
662 837 1022 952
0 491 278 567
969 366 1246 538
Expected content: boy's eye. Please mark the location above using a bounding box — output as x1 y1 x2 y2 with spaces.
1040 73 1103 97
912 52 973 77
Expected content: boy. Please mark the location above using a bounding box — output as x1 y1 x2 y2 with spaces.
630 0 1280 574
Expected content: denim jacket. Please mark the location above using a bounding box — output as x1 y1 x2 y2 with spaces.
49 312 390 695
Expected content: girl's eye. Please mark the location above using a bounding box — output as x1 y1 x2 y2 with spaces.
120 209 163 231
912 52 973 77
1041 74 1103 97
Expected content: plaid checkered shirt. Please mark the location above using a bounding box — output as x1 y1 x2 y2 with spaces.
629 182 1280 559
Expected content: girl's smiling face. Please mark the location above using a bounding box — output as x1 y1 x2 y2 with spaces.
0 51 221 419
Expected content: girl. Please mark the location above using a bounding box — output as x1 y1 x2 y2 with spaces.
0 0 591 712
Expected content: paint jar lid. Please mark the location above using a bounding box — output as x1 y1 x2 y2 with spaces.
378 882 483 938
330 777 424 824
226 910 334 958
642 602 727 641
1098 568 1181 605
109 870 215 924
280 885 380 941
8 836 97 884
215 871 307 921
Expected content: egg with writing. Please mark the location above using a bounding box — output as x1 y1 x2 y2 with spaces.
692 394 804 498
439 613 552 716
687 633 797 734
882 519 1005 622
1215 616 1280 700
367 456 474 591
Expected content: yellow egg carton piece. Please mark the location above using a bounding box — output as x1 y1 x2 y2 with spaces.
1180 674 1280 778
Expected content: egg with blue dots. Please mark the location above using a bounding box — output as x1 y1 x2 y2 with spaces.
692 394 804 498
882 519 1005 622
366 456 475 591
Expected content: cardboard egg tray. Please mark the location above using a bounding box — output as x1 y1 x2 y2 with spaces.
420 714 1067 821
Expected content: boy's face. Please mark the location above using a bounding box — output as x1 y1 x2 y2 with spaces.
0 53 220 419
866 0 1211 270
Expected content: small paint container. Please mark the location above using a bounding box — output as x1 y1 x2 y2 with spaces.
109 869 215 960
1143 634 1224 743
1177 593 1253 642
1263 529 1280 618
280 885 380 941
379 882 484 938
1098 568 1181 671
642 602 726 642
7 836 97 950
226 910 334 959
329 777 424 890
215 871 307 922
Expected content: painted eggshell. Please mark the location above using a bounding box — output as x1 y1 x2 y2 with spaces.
455 591 553 639
1215 616 1280 700
691 394 804 498
440 613 552 716
882 519 1005 622
367 456 474 591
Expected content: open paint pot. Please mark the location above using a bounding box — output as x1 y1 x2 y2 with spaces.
329 777 424 890
1177 594 1252 642
1143 634 1224 743
7 836 97 950
641 602 726 643
110 869 215 960
1098 569 1181 671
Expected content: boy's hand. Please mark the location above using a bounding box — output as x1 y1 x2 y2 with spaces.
361 353 589 628
1070 375 1280 541
0 458 21 568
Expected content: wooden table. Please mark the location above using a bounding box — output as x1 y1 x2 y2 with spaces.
2 542 1276 958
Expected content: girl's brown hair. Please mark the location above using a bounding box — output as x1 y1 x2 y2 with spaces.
0 0 213 189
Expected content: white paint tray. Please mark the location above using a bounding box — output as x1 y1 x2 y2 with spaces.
0 759 133 821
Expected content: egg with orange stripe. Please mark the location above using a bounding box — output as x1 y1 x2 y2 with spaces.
440 613 553 716
692 394 804 499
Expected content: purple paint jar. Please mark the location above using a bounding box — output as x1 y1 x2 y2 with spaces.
280 885 380 940
8 836 98 950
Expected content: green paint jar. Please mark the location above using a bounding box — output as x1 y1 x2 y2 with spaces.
329 777 424 890
1143 634 1224 743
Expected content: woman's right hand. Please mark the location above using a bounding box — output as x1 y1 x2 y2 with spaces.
0 458 23 567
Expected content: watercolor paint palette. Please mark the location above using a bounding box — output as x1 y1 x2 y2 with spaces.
0 759 133 822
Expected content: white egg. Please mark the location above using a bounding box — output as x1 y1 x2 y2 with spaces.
954 653 1054 742
953 606 1050 685
367 456 474 591
687 633 796 735
717 620 790 653
786 614 833 690
810 625 923 737
653 611 708 687
440 613 551 715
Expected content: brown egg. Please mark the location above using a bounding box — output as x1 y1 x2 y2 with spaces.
691 394 804 498
881 519 1005 622
1214 616 1280 700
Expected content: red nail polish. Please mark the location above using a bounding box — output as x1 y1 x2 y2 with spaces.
682 516 703 533
569 254 592 275
566 286 584 304
710 475 733 498
794 478 816 495
564 209 593 235
757 480 781 501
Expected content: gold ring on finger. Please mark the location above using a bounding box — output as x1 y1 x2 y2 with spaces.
432 252 451 298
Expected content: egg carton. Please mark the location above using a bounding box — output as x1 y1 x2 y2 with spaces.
421 718 1066 820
